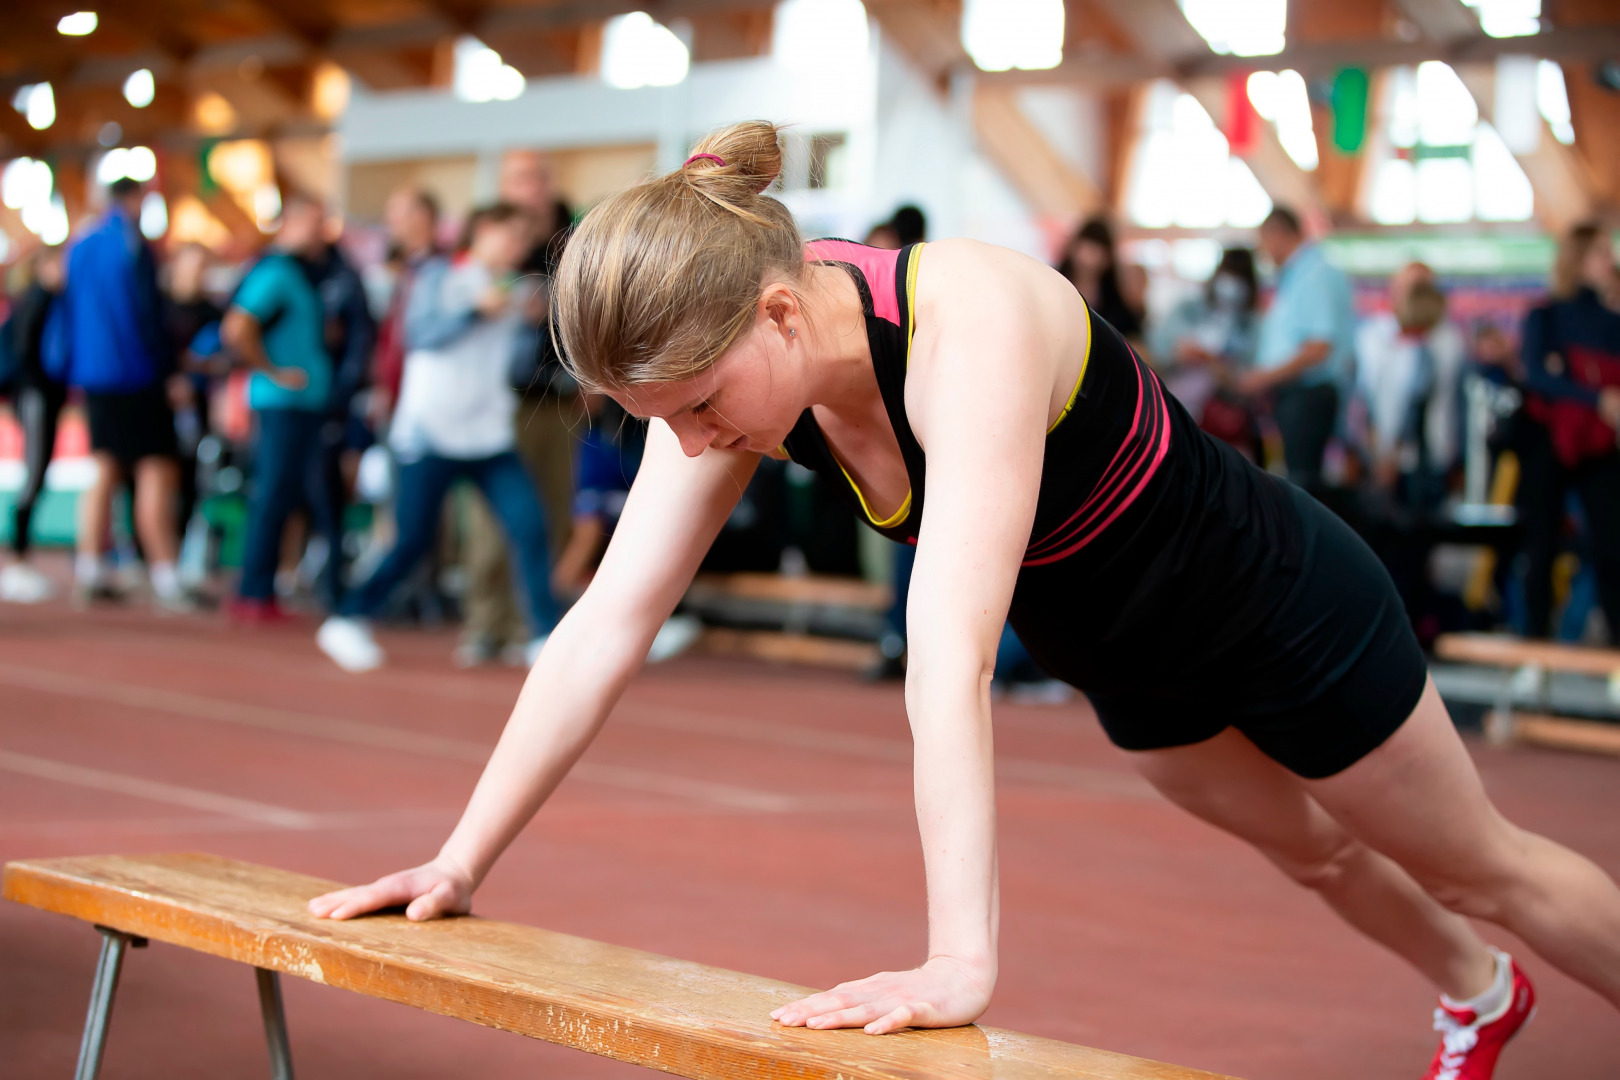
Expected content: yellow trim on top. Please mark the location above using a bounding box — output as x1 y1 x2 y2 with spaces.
904 242 923 366
834 452 913 529
829 243 924 530
1046 293 1093 434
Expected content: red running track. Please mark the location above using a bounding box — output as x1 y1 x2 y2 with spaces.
2 595 1618 1078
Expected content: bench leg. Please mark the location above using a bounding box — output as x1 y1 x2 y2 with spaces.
255 968 296 1080
74 927 146 1080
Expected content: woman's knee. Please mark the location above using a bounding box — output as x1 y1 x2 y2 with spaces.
1259 830 1364 893
1399 825 1531 921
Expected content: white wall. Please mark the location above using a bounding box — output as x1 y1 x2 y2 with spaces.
335 19 1044 251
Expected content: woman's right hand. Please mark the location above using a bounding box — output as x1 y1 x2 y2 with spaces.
306 855 475 922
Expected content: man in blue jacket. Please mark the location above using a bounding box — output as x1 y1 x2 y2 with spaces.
61 177 188 609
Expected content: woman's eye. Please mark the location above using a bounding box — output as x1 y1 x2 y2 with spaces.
692 399 711 416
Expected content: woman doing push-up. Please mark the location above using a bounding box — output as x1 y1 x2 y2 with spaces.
311 122 1620 1079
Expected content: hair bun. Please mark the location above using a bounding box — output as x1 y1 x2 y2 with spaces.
683 120 783 197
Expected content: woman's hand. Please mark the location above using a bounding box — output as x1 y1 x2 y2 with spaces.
770 956 993 1035
306 855 474 922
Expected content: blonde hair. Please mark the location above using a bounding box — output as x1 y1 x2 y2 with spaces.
1551 221 1606 300
553 121 804 392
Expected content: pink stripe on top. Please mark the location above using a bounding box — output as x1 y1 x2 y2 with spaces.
805 240 903 327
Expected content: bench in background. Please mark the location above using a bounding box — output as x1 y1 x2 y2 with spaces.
1435 632 1620 756
3 853 1237 1080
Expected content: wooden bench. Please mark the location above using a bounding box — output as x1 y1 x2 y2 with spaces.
1434 632 1620 756
3 853 1237 1080
684 573 891 671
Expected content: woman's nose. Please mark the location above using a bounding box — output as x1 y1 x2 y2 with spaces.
670 415 710 458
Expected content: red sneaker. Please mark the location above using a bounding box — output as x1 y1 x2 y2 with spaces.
1422 956 1536 1080
225 597 298 627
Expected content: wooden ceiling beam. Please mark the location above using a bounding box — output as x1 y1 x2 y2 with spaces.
971 84 1105 219
984 23 1620 86
1389 0 1484 44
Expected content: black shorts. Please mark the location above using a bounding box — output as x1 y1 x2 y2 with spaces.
1086 489 1428 779
86 385 178 469
1009 402 1430 780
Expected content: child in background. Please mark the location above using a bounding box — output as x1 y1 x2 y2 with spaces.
316 203 560 672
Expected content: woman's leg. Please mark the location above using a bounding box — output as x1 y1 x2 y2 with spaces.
1308 677 1620 1007
1130 727 1496 1000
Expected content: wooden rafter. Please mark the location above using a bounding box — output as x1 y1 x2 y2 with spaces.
1454 64 1597 235
971 84 1104 218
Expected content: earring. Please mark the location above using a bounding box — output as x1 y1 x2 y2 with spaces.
788 328 797 337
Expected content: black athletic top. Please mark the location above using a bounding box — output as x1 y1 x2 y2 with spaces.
779 239 1429 777
781 241 1333 702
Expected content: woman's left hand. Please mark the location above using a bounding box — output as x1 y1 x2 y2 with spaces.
770 955 993 1035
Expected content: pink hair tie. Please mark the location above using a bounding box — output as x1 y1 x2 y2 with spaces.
684 153 726 167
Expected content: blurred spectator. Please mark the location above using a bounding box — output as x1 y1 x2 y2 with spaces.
1243 206 1355 494
302 221 378 604
456 186 581 666
1515 222 1620 643
1056 217 1143 340
162 243 223 539
1150 247 1260 451
863 221 900 250
372 187 441 426
60 178 189 610
316 203 559 673
1354 263 1466 509
890 205 927 247
221 193 333 622
0 246 67 603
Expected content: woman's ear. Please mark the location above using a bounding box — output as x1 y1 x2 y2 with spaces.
759 282 800 339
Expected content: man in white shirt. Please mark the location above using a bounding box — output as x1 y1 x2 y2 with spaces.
1354 262 1466 502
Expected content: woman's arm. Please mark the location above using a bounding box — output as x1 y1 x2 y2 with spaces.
773 240 1056 1034
309 425 759 920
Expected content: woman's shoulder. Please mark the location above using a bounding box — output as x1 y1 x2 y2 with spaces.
915 239 1067 313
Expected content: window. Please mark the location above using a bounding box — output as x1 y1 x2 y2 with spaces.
961 0 1063 72
1179 0 1285 57
808 134 847 190
1125 82 1272 229
1365 62 1534 225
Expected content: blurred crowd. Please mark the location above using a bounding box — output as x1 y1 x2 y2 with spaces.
2 173 1618 680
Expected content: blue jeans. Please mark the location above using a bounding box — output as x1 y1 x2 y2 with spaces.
341 451 559 636
240 409 340 603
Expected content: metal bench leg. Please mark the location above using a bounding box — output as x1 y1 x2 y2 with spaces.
256 968 295 1080
75 927 146 1080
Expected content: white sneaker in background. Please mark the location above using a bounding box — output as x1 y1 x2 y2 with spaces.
316 616 385 672
647 614 702 663
0 562 54 604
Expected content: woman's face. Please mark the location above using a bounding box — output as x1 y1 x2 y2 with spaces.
609 293 807 458
1072 239 1111 276
609 291 810 456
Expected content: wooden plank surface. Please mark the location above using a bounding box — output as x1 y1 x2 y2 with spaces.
2 854 1237 1080
1512 714 1620 757
694 628 881 671
1435 633 1620 677
689 573 891 612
